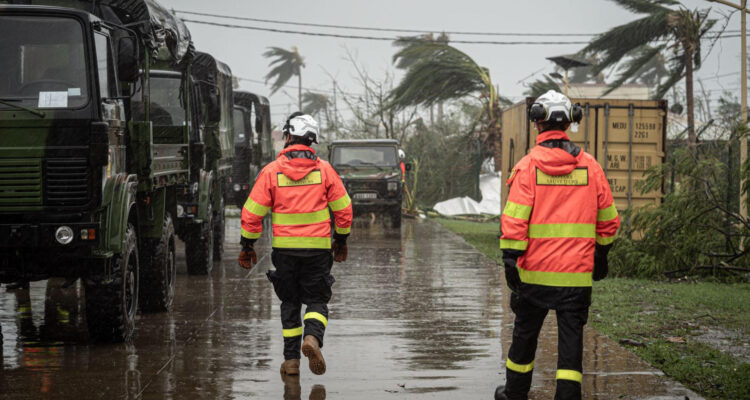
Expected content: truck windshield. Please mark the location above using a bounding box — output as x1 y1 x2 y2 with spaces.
233 108 248 143
333 146 397 167
0 16 89 109
150 77 185 126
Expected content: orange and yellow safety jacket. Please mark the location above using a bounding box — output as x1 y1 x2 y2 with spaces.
500 130 620 288
241 144 353 249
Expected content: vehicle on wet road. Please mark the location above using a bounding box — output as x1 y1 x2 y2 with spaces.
229 90 274 208
0 0 228 342
329 139 406 228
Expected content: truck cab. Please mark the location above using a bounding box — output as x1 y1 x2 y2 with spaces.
0 0 194 342
329 139 403 228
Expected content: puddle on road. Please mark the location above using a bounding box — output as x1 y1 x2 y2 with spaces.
0 218 700 399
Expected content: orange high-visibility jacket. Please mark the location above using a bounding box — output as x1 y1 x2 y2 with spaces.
500 131 620 287
241 144 353 249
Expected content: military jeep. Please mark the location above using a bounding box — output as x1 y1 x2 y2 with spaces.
329 139 403 228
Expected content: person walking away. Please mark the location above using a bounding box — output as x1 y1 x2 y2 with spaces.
495 90 620 400
238 112 352 377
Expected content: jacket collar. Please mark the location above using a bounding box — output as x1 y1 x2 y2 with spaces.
536 130 570 145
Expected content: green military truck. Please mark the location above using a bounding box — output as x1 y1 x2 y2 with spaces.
0 0 198 341
171 52 235 274
230 91 274 208
329 139 404 228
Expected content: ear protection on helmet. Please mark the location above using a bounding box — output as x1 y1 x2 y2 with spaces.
528 103 547 122
570 103 583 123
528 102 583 123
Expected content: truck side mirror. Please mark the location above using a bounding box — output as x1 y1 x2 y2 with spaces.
404 163 412 171
117 36 140 83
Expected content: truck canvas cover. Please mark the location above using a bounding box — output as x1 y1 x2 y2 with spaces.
0 0 192 63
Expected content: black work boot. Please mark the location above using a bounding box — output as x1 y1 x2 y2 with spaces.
495 385 509 400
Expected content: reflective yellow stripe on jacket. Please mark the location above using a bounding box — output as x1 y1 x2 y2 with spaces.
503 201 532 220
272 236 331 249
272 208 330 225
328 193 351 211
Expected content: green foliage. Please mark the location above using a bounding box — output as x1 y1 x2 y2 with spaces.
389 41 493 109
581 1 715 99
403 114 481 208
610 107 750 279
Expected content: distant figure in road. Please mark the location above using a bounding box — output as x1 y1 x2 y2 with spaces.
238 112 353 377
496 90 620 400
398 149 406 184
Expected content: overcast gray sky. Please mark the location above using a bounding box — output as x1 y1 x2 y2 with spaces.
158 0 746 124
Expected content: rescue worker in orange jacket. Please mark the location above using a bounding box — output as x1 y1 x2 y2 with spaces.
238 112 353 377
398 149 406 184
495 91 620 400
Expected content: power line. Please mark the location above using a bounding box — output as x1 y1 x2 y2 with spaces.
181 18 592 45
176 9 600 37
183 17 738 45
176 9 743 38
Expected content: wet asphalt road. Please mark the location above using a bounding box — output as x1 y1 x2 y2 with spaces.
0 217 700 399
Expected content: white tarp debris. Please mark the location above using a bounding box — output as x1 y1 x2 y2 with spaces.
433 172 502 216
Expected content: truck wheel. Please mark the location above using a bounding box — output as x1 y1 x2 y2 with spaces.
185 204 214 275
85 223 139 342
213 198 225 261
139 213 176 312
390 207 402 229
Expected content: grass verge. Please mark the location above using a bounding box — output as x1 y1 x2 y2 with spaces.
435 217 750 400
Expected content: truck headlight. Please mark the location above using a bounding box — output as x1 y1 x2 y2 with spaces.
233 184 241 192
387 181 398 192
55 226 74 245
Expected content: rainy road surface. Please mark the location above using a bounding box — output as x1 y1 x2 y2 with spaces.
0 217 701 399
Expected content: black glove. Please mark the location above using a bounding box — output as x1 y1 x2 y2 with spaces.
502 251 523 293
593 244 611 281
239 238 257 270
332 232 349 262
332 240 348 262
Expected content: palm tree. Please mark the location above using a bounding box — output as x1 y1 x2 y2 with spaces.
302 91 331 128
581 0 716 151
387 40 505 170
263 46 305 111
393 34 450 123
524 75 562 97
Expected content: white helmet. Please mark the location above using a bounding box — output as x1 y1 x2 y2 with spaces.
284 113 319 144
398 149 405 159
528 90 582 124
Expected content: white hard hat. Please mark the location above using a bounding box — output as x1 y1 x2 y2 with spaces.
284 114 319 144
528 90 582 124
398 149 405 159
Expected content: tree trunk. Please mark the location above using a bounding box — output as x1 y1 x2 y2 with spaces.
438 102 444 123
685 48 696 153
298 73 302 112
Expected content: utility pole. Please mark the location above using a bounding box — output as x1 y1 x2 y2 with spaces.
332 80 338 140
708 0 748 219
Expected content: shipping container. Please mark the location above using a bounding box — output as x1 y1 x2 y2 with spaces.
500 98 667 214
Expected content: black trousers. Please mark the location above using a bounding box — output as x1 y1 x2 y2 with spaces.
268 250 335 360
504 293 589 400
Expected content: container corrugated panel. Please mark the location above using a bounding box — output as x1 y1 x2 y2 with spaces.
500 98 667 214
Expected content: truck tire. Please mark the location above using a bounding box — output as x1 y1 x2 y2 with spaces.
185 204 214 275
213 198 225 261
390 206 402 229
139 213 176 312
85 223 139 342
